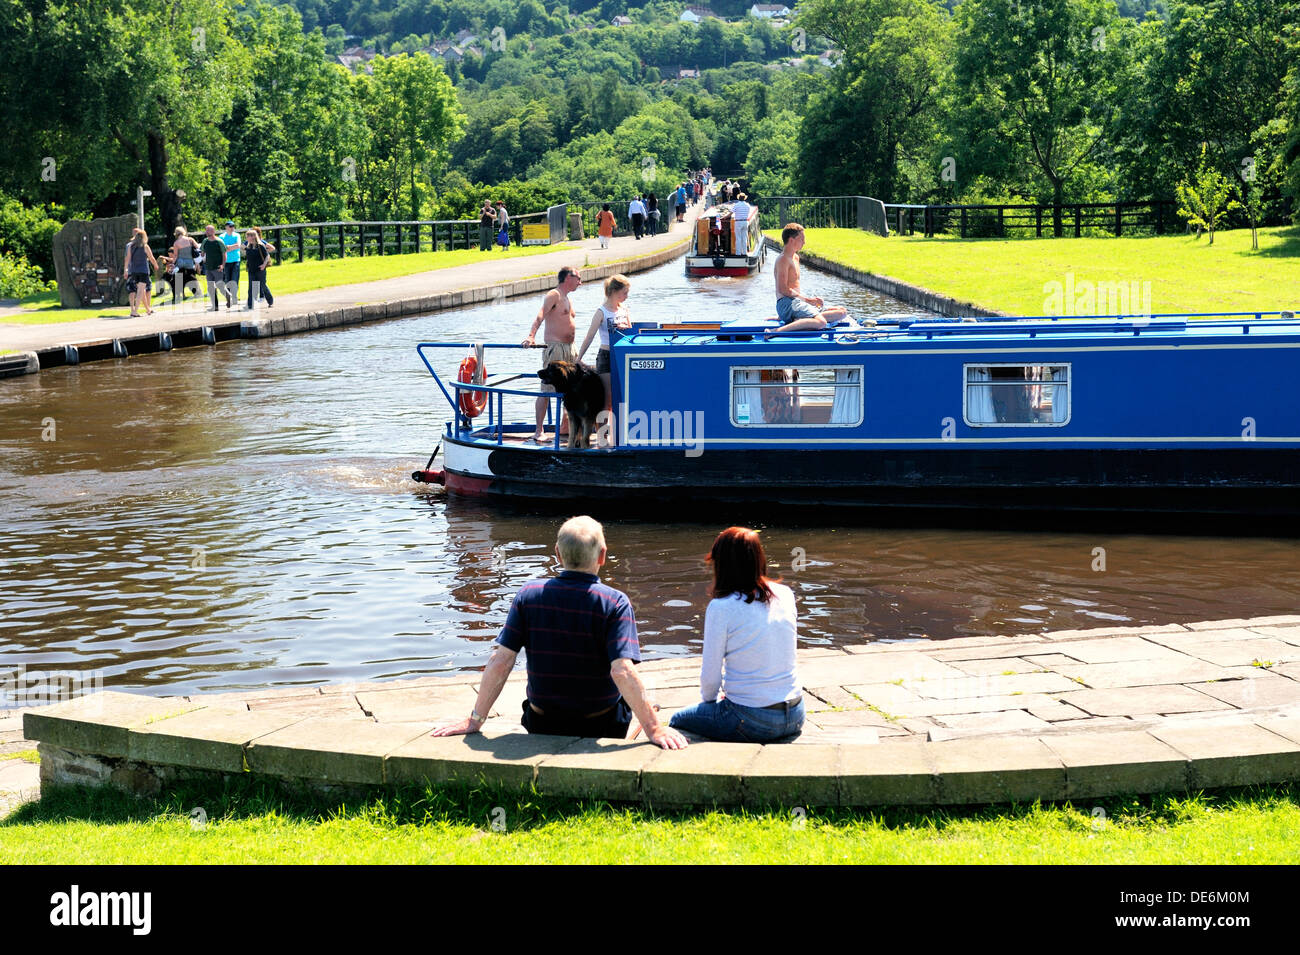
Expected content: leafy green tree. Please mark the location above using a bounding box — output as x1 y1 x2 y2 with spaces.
954 0 1132 233
0 0 249 237
1175 143 1239 244
356 53 467 219
794 0 954 202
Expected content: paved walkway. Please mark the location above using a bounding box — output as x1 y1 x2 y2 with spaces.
9 615 1300 811
0 211 699 355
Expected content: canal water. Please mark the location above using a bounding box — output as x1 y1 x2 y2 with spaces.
2 255 1298 695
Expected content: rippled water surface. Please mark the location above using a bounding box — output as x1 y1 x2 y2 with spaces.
2 256 1298 694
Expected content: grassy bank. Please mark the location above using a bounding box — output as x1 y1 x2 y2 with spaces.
3 244 572 326
779 226 1300 317
3 777 1297 864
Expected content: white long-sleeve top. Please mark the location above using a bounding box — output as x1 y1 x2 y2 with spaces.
698 582 800 708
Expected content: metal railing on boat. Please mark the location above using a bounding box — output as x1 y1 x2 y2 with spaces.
417 342 569 449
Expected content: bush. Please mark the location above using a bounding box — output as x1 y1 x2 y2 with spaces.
0 196 63 280
0 251 55 300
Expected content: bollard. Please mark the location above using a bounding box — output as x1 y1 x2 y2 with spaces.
63 344 79 365
201 326 216 345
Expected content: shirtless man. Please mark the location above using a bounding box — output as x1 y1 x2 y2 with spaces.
523 266 583 442
773 223 850 332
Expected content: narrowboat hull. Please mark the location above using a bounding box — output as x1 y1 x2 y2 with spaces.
441 436 1300 521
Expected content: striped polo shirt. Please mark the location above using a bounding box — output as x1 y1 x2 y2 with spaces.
496 570 640 711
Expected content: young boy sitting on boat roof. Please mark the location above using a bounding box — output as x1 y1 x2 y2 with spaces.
773 223 851 332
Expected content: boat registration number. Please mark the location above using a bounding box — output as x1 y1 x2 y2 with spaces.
631 359 665 370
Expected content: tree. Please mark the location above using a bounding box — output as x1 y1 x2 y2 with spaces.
357 53 467 219
794 0 954 201
0 0 249 236
1175 143 1238 244
953 0 1127 234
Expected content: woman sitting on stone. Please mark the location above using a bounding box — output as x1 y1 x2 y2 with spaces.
669 527 804 742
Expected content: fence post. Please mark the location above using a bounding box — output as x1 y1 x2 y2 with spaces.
1035 207 1042 238
296 226 305 263
1115 202 1123 237
778 198 789 227
378 223 385 254
1074 206 1081 238
1155 202 1164 235
273 228 282 266
358 224 365 257
960 207 967 239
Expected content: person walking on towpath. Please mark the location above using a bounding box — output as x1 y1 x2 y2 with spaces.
219 221 241 310
201 225 230 311
431 515 687 749
122 228 157 317
628 195 646 240
522 266 582 443
596 204 615 249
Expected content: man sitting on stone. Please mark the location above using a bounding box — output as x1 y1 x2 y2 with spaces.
432 516 688 749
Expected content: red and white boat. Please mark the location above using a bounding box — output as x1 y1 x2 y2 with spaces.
684 204 765 277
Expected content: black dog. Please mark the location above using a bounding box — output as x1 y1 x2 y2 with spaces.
538 360 605 449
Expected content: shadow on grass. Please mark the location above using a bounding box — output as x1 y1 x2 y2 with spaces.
4 775 1297 835
1241 225 1300 259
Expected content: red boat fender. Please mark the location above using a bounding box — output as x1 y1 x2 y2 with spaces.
411 468 446 485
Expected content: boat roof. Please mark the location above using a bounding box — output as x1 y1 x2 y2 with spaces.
617 313 1300 348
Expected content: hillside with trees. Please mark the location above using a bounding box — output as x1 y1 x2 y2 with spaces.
2 0 1298 290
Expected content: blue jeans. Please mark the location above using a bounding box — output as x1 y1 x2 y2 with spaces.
669 697 804 743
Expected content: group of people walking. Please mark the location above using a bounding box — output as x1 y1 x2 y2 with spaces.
121 222 276 315
433 518 804 749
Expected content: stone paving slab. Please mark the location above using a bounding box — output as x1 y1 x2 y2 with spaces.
129 707 306 773
1250 625 1300 646
1056 658 1231 690
1184 616 1300 631
1172 638 1300 668
839 740 936 805
904 671 1079 700
930 738 1066 804
387 729 580 788
1056 685 1234 718
1150 723 1300 788
23 692 203 758
1039 731 1187 798
1044 637 1188 663
742 744 839 807
355 684 480 723
1190 676 1300 709
534 738 662 801
795 651 964 687
641 742 761 806
246 719 433 785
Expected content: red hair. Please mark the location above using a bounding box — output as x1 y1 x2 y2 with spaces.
708 527 775 603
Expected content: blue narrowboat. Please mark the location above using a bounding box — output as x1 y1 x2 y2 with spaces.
413 312 1300 521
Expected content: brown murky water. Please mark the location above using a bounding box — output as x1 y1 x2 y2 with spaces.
2 258 1297 695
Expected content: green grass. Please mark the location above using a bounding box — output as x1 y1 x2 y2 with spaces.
1 750 39 764
2 778 1298 864
2 244 573 326
775 225 1300 316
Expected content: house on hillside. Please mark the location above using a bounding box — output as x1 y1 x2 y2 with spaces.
678 68 700 79
749 3 792 17
680 6 719 23
611 15 633 26
338 46 377 72
454 29 478 46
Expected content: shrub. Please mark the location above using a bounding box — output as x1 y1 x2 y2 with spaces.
0 251 55 300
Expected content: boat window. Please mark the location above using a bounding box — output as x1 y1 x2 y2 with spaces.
731 366 863 427
964 364 1070 426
